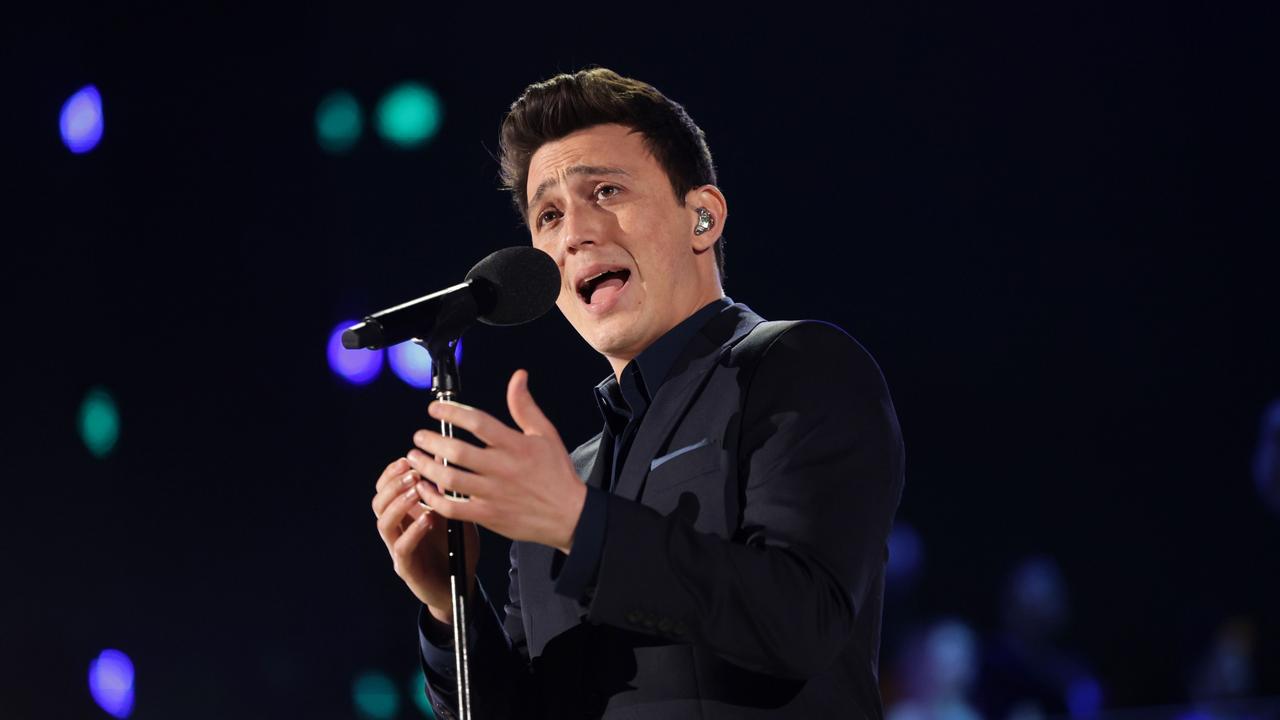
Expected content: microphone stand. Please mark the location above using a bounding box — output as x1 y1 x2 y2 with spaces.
420 336 472 720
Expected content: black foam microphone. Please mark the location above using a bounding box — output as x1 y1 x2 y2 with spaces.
341 247 560 350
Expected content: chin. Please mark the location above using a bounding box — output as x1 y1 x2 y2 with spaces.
584 326 638 357
576 315 645 359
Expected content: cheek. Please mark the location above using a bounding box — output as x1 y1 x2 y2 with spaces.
555 287 575 312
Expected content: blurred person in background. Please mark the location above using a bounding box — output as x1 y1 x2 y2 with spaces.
1253 399 1280 517
976 556 1100 719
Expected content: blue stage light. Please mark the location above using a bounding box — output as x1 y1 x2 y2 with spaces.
60 85 104 154
328 321 384 385
389 342 432 389
389 339 462 389
887 522 923 588
88 648 135 718
1066 675 1102 718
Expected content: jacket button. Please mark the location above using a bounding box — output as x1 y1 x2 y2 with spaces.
658 618 673 633
626 611 641 624
673 622 688 636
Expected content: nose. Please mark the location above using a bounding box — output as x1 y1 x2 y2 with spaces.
560 199 605 257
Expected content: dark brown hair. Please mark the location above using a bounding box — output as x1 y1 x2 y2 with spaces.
499 67 725 279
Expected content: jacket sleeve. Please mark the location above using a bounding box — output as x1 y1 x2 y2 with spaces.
418 540 539 719
583 321 905 679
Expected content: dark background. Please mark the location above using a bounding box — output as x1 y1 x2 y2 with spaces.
3 2 1277 717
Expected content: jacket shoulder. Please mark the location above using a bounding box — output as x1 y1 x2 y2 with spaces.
732 319 880 375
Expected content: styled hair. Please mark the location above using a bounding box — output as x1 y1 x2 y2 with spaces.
498 67 725 279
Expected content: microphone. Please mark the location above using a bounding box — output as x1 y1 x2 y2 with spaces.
341 246 560 350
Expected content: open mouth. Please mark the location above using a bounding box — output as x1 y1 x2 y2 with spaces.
577 268 631 306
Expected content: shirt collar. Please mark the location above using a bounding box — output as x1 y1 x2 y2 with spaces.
593 296 732 432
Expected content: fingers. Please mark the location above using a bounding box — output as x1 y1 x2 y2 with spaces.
391 505 436 560
426 400 520 447
407 450 493 499
376 482 427 546
506 369 559 440
411 430 494 475
372 467 420 519
375 457 411 493
415 479 483 524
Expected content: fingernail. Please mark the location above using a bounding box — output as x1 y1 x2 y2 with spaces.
403 486 417 500
400 472 415 487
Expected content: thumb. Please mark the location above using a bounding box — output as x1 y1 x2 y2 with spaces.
508 369 558 439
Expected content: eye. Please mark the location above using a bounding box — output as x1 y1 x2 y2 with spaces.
594 184 620 201
536 208 561 229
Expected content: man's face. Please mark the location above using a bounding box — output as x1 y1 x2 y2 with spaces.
526 123 719 367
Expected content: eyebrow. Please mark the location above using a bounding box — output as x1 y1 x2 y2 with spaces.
527 165 630 221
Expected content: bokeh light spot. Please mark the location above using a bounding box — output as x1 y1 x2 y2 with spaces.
1066 675 1103 718
60 84 104 154
79 386 120 458
316 90 363 153
353 670 400 719
389 338 462 389
329 320 384 385
409 669 438 718
88 648 135 718
887 521 923 588
389 342 432 389
375 82 443 148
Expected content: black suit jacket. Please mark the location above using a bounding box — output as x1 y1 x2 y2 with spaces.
420 302 905 719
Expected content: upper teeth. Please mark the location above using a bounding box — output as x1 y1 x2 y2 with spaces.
581 271 611 288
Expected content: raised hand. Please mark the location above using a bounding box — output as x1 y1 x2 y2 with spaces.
406 369 588 554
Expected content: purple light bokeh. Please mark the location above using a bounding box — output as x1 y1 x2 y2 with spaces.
328 321 384 385
60 85 104 154
88 648 135 718
389 338 462 389
389 342 432 389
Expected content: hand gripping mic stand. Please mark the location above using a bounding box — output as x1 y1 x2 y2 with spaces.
418 330 473 720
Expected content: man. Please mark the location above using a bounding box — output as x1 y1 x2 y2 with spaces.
371 68 905 719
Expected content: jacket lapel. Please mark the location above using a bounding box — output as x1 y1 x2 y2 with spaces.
612 303 765 502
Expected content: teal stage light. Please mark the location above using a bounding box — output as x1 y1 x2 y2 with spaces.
375 82 443 149
316 90 363 153
409 669 438 718
353 670 400 719
79 386 120 458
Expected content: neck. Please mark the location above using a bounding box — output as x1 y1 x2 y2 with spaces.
603 287 725 380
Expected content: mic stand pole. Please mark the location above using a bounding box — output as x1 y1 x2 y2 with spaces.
420 336 472 720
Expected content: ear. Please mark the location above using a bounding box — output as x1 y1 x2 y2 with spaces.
684 184 728 253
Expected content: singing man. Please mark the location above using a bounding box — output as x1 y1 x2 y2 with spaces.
370 67 905 719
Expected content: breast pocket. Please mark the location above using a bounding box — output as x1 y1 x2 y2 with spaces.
644 440 723 493
643 441 728 533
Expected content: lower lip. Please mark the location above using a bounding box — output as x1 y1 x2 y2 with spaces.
583 276 631 315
